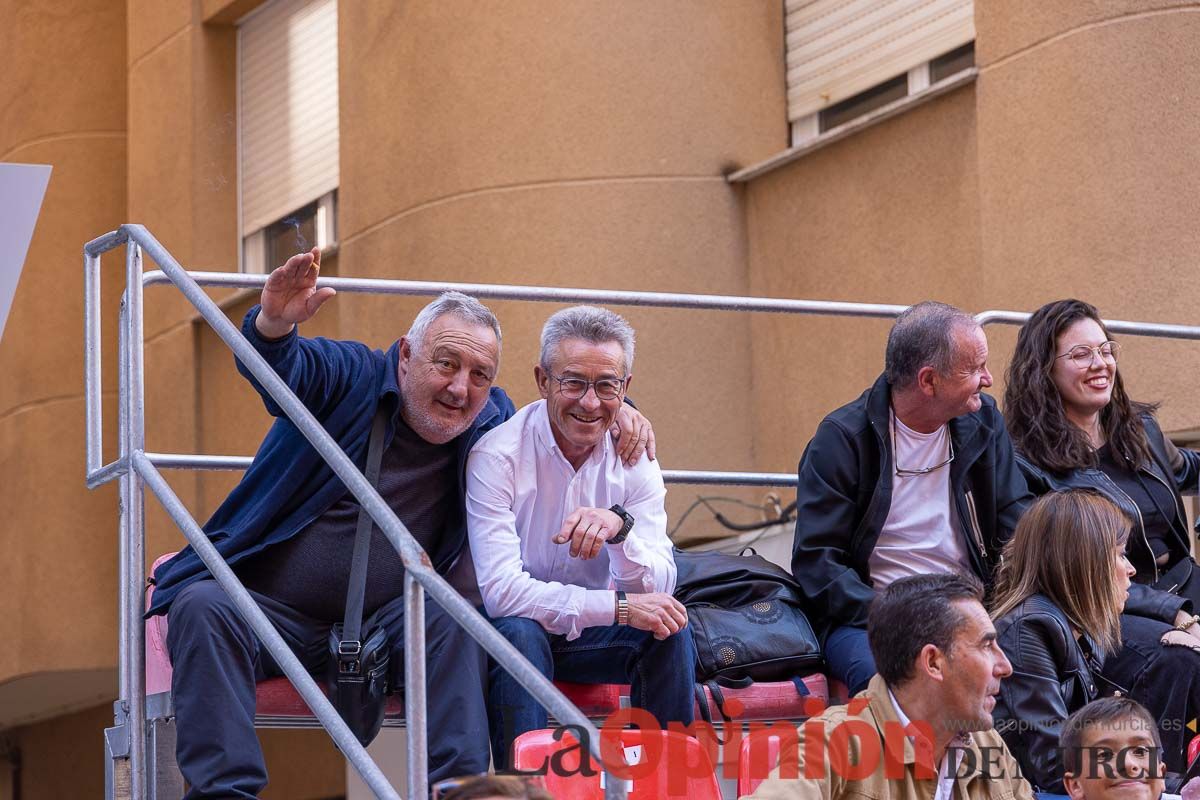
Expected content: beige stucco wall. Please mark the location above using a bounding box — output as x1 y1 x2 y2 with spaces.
974 0 1200 431
743 0 1200 479
335 1 787 531
2 0 788 791
744 85 983 474
0 0 127 716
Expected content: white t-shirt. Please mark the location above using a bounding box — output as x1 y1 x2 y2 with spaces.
867 411 971 591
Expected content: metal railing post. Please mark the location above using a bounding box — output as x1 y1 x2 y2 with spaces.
114 291 133 799
404 574 428 800
85 250 103 474
123 242 147 799
84 228 128 478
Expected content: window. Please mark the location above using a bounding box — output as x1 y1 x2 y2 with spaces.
929 41 976 83
238 0 339 273
818 74 908 132
785 0 976 144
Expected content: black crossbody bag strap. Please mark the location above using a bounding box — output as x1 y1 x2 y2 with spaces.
339 407 389 655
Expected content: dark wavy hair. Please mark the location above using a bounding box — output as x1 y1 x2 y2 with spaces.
1003 299 1156 473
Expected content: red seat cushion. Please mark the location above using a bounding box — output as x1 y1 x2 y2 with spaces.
694 674 828 722
551 681 627 718
250 678 627 720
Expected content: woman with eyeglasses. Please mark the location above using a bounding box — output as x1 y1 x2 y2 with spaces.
1004 299 1200 617
991 490 1194 794
1002 299 1200 782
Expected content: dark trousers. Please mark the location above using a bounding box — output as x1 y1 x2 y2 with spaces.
1100 613 1200 775
166 579 490 799
485 615 697 770
824 625 877 697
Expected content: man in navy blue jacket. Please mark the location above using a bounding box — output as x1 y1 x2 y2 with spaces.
148 248 654 798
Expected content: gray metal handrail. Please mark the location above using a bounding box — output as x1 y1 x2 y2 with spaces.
89 271 1200 494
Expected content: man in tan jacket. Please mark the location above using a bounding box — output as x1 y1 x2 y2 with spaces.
746 573 1033 800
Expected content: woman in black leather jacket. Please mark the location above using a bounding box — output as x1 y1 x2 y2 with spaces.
1004 298 1200 617
1002 300 1200 787
991 490 1194 794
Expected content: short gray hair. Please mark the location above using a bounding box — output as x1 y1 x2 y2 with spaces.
406 291 502 355
539 305 635 375
885 301 977 390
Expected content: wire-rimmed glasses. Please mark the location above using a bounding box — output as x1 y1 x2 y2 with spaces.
1056 341 1121 369
546 372 628 400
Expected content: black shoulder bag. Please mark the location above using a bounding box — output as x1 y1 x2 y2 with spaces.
672 546 824 733
325 407 391 747
672 546 823 684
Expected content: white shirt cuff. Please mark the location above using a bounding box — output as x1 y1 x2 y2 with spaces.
579 589 618 630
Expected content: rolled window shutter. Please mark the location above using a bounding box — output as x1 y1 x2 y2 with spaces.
786 0 974 122
239 0 339 236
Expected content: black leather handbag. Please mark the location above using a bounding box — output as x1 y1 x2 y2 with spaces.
326 622 390 746
672 547 823 684
325 408 390 748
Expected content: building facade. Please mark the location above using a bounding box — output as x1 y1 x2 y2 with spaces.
1 1 1198 796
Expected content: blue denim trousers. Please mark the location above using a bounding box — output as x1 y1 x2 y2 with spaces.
166 580 490 799
485 614 697 769
824 624 878 697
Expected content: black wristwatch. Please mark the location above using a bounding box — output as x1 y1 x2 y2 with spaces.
607 504 635 545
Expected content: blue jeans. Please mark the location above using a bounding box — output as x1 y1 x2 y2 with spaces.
1099 613 1200 775
825 625 877 697
486 615 697 769
167 580 490 799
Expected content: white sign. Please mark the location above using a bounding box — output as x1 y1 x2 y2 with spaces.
599 743 642 792
0 163 52 343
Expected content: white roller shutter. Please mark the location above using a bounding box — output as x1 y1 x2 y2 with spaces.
786 0 974 122
239 0 339 236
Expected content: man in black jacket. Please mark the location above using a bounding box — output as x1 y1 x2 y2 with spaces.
792 301 1032 695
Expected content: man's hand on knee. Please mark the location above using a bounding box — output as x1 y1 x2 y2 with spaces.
625 593 688 640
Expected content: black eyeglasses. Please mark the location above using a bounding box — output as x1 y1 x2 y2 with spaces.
546 372 627 400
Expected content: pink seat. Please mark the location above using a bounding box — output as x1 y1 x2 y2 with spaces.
512 727 722 799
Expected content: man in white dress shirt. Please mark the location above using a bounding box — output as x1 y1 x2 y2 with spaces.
466 304 696 768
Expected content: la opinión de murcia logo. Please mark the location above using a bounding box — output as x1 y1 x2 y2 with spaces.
500 697 1042 792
